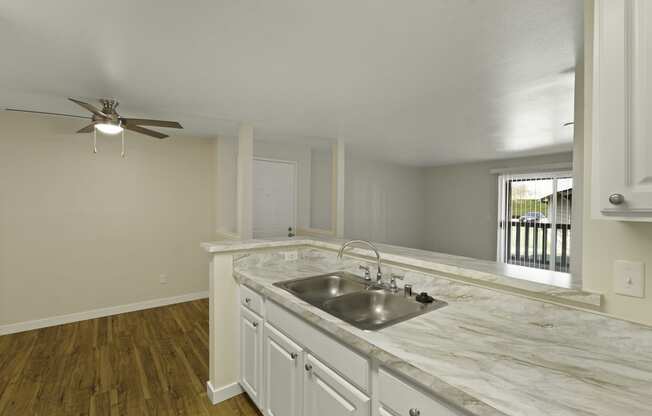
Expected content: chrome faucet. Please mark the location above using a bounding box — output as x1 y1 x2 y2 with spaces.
337 240 383 283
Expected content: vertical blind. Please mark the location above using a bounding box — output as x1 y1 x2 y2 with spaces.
497 172 573 273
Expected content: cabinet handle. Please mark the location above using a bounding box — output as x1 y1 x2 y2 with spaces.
290 352 298 360
609 193 625 205
245 297 251 304
304 363 313 372
252 322 258 328
409 409 420 416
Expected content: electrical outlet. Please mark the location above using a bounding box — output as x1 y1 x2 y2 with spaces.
159 274 168 284
283 251 298 261
614 260 645 298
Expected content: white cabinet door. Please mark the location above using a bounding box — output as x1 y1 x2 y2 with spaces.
593 0 652 220
263 323 303 416
303 354 370 416
241 306 263 407
378 369 461 416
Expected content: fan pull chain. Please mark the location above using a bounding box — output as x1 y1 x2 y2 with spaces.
121 129 126 158
93 128 98 154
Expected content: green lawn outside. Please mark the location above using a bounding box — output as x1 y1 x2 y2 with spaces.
510 199 549 218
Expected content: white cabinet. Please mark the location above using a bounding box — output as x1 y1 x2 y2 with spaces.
592 0 652 220
240 306 263 407
238 286 460 416
303 354 370 416
378 369 459 416
263 323 303 416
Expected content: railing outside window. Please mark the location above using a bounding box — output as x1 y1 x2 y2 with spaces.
497 172 573 273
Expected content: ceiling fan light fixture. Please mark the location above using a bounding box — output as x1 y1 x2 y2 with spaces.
95 122 123 135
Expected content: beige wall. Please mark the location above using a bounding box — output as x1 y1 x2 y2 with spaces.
423 153 573 261
582 0 652 326
0 112 216 326
310 148 333 230
215 136 238 235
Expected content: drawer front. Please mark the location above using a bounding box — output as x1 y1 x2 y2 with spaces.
240 284 264 315
267 300 370 393
303 354 370 416
379 369 460 416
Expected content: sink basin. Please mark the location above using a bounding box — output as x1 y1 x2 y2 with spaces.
273 272 447 330
274 272 370 305
322 290 447 330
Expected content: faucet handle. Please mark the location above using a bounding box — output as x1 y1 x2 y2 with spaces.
389 273 404 292
358 265 371 281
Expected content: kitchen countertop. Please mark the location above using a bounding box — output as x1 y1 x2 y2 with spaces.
229 247 652 416
201 237 600 307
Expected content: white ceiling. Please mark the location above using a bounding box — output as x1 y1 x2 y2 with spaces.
0 0 582 166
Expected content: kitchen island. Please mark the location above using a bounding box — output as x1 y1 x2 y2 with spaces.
201 237 652 416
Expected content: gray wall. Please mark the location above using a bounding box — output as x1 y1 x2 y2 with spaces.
344 155 427 249
423 152 573 260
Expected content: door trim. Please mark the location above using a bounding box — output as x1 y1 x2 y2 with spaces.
253 157 299 238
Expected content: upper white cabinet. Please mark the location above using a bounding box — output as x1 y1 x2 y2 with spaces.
593 0 652 220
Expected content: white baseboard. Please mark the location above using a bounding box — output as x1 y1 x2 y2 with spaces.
0 291 209 336
207 381 243 405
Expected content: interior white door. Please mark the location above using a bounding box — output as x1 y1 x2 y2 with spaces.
254 159 296 238
303 354 370 416
240 307 263 407
264 323 303 416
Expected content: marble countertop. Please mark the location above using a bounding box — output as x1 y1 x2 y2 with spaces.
201 237 600 307
232 248 652 416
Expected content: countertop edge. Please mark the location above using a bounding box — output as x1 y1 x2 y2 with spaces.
202 238 602 309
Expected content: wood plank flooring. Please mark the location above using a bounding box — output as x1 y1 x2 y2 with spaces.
0 299 261 416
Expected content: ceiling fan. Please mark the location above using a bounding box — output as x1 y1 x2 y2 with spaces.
5 98 183 157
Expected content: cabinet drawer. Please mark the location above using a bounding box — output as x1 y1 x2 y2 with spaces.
240 284 263 315
379 369 460 416
267 300 370 393
304 354 370 416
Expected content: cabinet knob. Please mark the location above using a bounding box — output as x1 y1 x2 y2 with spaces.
252 322 258 328
245 297 251 303
409 409 421 416
304 363 313 372
609 193 625 205
290 352 298 360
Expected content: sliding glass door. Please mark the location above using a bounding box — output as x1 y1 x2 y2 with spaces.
497 172 573 273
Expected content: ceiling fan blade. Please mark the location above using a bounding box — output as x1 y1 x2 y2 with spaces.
121 118 182 129
124 124 168 139
5 108 92 119
68 98 108 117
76 123 96 133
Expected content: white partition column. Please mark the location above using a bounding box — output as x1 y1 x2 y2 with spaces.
334 139 345 238
237 124 254 239
207 252 242 404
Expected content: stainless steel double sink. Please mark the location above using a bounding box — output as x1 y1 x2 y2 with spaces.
273 272 447 330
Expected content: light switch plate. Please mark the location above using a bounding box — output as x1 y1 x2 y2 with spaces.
614 260 645 298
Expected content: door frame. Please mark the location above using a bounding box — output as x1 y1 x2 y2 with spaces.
253 157 299 238
496 170 573 271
